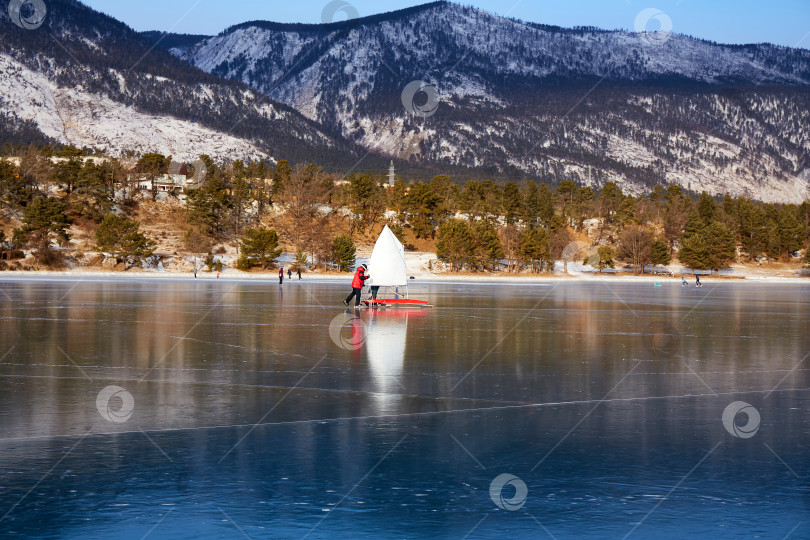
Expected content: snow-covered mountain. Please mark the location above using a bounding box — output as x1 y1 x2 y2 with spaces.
158 1 810 202
0 0 365 166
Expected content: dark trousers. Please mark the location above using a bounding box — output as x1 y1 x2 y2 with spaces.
345 288 363 306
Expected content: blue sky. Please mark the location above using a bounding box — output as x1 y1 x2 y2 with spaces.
82 0 810 48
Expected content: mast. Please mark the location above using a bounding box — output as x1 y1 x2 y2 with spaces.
388 161 396 187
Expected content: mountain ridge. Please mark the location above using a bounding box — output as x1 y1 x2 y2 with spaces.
1 0 808 202
0 0 378 167
148 1 810 202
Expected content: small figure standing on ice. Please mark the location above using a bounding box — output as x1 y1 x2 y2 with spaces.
279 267 284 285
287 268 292 281
696 274 702 287
682 277 688 286
343 264 369 307
297 268 302 280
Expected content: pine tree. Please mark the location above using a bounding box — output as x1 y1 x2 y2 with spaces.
521 181 540 226
777 209 805 260
295 249 309 270
331 234 356 272
697 191 717 223
230 175 251 235
239 228 282 269
571 186 595 231
95 214 156 267
616 196 639 228
679 234 710 273
597 182 624 225
704 221 736 271
404 183 443 239
520 227 551 273
723 194 737 222
502 182 522 225
273 159 291 196
429 175 458 216
471 220 504 270
0 158 33 208
186 175 230 235
537 182 555 227
662 187 691 253
480 180 502 217
737 199 768 259
348 173 383 232
391 179 408 216
52 157 82 196
19 196 72 243
557 180 579 219
436 219 474 272
596 246 616 273
74 160 114 221
461 180 485 220
682 209 706 241
135 153 169 201
650 239 671 268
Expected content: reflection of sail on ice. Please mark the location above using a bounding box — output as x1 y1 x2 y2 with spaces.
365 312 408 411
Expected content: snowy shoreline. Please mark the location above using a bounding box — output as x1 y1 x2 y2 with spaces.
1 269 807 284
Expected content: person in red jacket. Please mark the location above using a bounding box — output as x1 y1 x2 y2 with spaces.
343 264 369 307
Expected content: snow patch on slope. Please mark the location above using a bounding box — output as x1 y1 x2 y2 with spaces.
0 54 267 162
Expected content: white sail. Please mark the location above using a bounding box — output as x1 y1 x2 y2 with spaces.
368 225 407 287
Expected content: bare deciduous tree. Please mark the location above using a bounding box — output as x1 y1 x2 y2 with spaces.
279 164 334 248
498 224 522 272
618 225 653 274
550 228 575 273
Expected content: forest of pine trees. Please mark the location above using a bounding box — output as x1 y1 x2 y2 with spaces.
0 146 808 274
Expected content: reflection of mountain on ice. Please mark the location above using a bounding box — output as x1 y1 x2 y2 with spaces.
365 312 408 411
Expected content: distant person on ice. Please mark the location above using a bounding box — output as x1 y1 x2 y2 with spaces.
279 267 284 285
343 264 369 307
696 274 702 287
297 268 302 280
287 268 292 280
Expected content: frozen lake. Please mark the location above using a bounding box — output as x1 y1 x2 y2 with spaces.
0 277 808 539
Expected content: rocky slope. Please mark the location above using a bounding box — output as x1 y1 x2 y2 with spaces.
160 1 810 201
0 0 368 167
